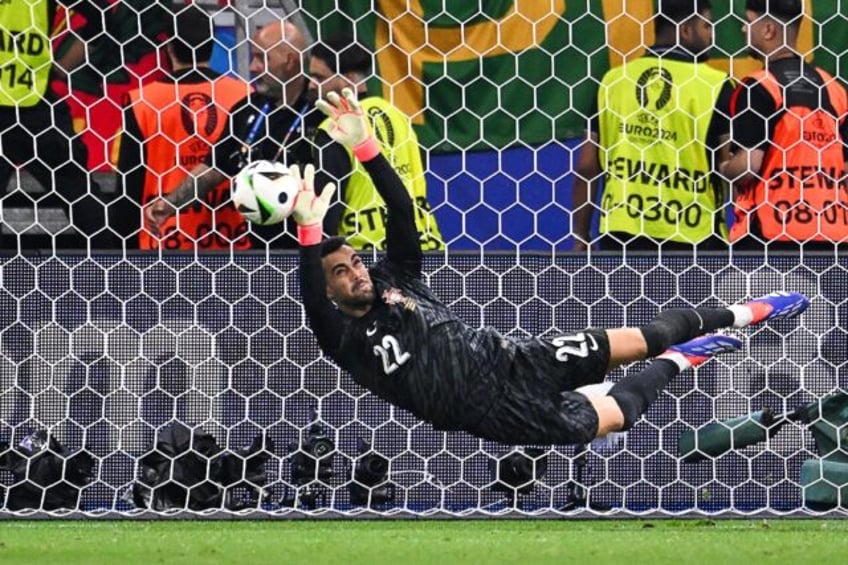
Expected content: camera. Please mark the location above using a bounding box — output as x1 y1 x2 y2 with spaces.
349 439 394 506
490 448 548 498
290 423 335 484
283 423 335 509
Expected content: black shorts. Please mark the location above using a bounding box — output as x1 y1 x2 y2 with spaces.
471 329 610 446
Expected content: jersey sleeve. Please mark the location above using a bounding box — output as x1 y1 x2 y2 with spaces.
299 244 345 354
362 154 423 276
708 79 735 140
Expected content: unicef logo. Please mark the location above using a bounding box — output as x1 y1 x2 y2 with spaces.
635 67 674 111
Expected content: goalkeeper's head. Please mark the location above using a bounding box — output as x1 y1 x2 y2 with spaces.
320 236 376 317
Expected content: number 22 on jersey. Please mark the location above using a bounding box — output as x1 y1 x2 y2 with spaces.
373 334 411 375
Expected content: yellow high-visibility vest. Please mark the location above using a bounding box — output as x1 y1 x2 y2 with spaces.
0 2 51 107
597 56 728 243
320 96 443 251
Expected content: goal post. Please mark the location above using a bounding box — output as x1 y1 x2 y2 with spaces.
0 0 846 517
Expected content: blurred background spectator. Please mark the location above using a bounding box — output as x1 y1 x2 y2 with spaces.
721 0 848 250
0 0 117 251
146 18 325 250
114 4 253 251
572 0 733 253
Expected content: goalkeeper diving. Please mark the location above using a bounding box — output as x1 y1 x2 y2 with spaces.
289 88 810 445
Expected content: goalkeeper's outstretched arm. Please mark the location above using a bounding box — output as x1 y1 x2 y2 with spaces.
315 88 422 272
298 239 346 354
290 164 344 353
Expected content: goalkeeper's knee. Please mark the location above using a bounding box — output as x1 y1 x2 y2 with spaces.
607 388 644 430
607 358 680 429
640 309 704 357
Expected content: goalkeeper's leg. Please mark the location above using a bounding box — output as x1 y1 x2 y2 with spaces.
605 291 810 369
587 292 809 438
605 307 733 369
591 334 742 437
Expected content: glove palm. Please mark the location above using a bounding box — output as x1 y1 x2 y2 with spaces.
315 88 378 160
290 164 335 228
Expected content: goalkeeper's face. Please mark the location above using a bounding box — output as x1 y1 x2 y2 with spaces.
323 245 375 316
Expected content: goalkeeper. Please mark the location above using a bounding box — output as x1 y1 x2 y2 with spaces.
291 89 810 445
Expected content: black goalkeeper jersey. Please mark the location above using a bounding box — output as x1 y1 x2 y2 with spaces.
300 155 513 431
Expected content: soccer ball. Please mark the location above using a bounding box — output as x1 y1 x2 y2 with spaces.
232 160 300 225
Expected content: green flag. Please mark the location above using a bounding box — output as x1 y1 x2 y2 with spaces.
302 0 848 153
303 0 606 152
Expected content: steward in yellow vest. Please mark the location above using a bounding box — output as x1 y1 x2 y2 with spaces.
0 0 53 107
310 35 443 252
573 3 733 251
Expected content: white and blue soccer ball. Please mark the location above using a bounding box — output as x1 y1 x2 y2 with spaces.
232 160 299 225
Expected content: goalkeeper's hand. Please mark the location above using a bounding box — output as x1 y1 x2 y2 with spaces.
290 163 336 246
315 88 381 162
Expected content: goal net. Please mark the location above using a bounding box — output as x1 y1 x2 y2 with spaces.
0 0 846 517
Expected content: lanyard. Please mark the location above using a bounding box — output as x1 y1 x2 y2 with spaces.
245 101 272 145
238 101 271 168
274 102 312 162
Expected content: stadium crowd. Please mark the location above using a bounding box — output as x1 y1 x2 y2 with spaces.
0 0 845 253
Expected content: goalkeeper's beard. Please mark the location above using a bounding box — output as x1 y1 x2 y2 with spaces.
346 280 375 308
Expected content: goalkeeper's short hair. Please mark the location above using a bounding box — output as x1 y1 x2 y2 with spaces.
321 236 349 258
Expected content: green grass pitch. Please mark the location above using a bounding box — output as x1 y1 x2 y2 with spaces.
0 519 847 564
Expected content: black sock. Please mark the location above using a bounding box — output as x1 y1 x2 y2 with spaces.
640 307 734 357
607 358 679 429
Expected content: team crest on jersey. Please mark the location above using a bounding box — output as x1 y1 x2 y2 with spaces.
382 287 417 311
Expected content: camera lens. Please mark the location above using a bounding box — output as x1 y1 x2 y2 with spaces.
310 437 334 458
364 456 387 476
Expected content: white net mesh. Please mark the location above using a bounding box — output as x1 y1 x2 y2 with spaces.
0 1 847 516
